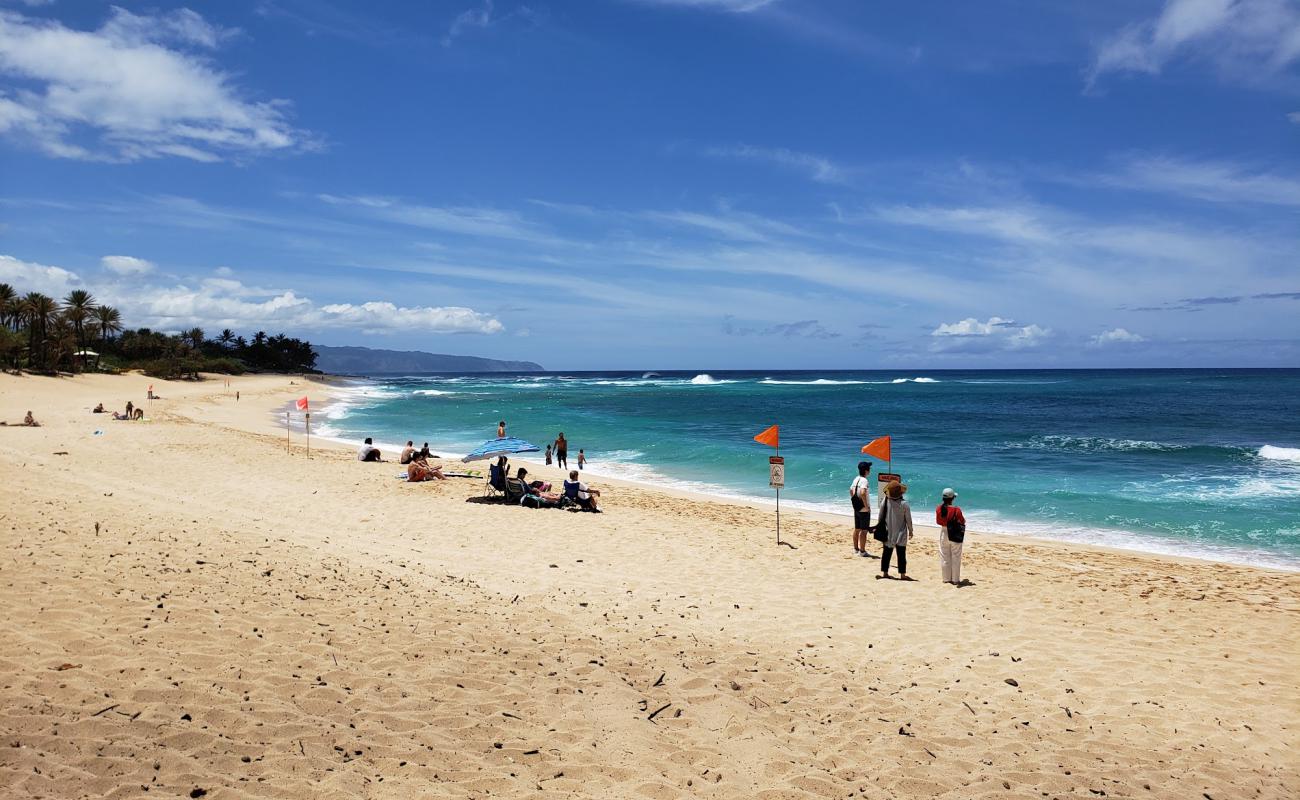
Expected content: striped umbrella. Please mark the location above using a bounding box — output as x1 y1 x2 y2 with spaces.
461 437 541 463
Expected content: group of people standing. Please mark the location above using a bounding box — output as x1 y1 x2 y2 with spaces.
850 461 968 585
496 423 588 472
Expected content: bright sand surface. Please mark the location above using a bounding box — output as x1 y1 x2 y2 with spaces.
1 372 1297 799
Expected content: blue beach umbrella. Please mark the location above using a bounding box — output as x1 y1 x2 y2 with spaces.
461 437 541 463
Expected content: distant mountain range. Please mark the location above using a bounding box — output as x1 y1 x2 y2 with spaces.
314 345 542 374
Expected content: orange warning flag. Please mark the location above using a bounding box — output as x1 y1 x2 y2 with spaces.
861 435 891 462
296 396 309 411
753 425 780 448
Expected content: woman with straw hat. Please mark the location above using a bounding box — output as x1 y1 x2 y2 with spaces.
876 480 914 580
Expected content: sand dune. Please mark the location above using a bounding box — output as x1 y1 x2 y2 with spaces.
1 372 1296 798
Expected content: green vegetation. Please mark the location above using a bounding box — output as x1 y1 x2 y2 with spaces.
0 283 317 378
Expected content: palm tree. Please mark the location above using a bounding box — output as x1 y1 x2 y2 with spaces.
0 283 15 330
185 327 205 351
217 328 236 349
62 289 96 369
94 305 123 345
22 292 57 371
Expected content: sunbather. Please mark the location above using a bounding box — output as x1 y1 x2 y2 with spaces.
399 441 416 464
414 453 446 480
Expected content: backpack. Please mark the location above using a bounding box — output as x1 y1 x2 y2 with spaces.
940 505 965 543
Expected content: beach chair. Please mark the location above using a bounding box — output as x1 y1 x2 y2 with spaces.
504 477 528 505
485 464 506 499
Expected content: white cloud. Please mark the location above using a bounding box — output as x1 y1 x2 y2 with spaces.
633 0 778 12
0 253 82 295
931 316 1051 351
1091 327 1147 346
932 316 1017 336
1087 0 1300 87
100 255 155 275
0 7 310 162
317 194 559 244
704 143 845 184
443 0 494 47
1099 156 1300 207
1288 111 1300 124
1 253 503 335
872 205 1054 244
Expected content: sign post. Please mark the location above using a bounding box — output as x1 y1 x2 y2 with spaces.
286 411 291 454
769 455 785 545
305 412 311 458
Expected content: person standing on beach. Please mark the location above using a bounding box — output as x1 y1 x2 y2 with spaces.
554 432 568 469
577 449 586 470
936 488 967 585
497 420 507 438
876 481 914 580
849 461 873 557
545 445 553 465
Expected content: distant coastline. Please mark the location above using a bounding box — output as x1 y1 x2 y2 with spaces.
313 345 542 375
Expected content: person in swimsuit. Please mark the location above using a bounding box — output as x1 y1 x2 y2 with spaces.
554 433 568 469
577 449 586 470
497 420 507 438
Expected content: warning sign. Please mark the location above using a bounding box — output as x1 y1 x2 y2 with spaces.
769 455 785 489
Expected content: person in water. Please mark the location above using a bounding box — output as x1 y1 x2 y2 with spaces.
553 432 568 469
849 461 873 557
497 420 507 438
577 449 586 470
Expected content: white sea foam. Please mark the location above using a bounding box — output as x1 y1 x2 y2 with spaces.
886 377 941 384
1259 445 1300 463
1007 435 1189 453
413 389 456 396
689 373 735 385
760 378 868 385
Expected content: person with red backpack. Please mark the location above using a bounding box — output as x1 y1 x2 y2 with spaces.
935 488 967 585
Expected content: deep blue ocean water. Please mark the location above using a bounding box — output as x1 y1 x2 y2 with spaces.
314 369 1300 569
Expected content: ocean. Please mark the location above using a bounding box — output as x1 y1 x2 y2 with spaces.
311 369 1300 570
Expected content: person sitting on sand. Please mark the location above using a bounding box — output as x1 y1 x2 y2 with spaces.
132 408 144 421
407 455 445 482
517 467 551 493
420 443 433 459
22 410 39 427
357 437 383 462
876 481 914 581
415 452 446 480
92 403 105 414
563 470 601 511
399 441 416 464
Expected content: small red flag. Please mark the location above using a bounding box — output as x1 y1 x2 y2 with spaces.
296 396 309 411
753 424 780 448
861 435 891 462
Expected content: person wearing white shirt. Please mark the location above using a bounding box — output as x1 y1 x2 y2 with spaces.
849 461 874 557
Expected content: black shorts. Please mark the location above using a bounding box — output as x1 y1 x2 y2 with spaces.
854 508 871 529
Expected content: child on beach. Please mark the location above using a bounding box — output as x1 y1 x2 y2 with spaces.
545 445 553 465
936 488 967 585
577 449 586 470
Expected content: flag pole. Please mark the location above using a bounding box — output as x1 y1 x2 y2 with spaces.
306 412 311 458
775 445 781 547
286 411 290 454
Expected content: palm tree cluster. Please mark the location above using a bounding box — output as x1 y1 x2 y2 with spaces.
0 282 317 377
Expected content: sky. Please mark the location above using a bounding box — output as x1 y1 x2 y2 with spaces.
1 0 1298 370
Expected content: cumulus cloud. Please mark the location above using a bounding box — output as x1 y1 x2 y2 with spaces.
931 316 1050 351
0 7 310 162
1090 327 1147 346
100 255 155 275
0 253 82 295
0 253 503 335
1087 0 1300 88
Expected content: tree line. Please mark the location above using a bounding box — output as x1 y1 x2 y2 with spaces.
0 283 317 378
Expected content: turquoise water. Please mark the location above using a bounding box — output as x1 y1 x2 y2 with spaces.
315 370 1300 569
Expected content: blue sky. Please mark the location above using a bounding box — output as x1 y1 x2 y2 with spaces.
1 0 1298 369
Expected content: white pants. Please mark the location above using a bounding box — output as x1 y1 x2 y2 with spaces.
939 534 963 583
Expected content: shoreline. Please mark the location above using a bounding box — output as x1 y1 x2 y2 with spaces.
301 375 1300 574
3 369 1297 799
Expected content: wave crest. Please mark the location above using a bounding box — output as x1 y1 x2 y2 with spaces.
1260 445 1300 463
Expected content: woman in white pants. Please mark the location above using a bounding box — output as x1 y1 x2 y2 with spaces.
935 488 966 585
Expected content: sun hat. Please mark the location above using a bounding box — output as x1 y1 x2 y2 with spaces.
887 481 907 498
942 487 957 499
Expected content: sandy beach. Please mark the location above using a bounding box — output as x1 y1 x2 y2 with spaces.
1 372 1297 799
